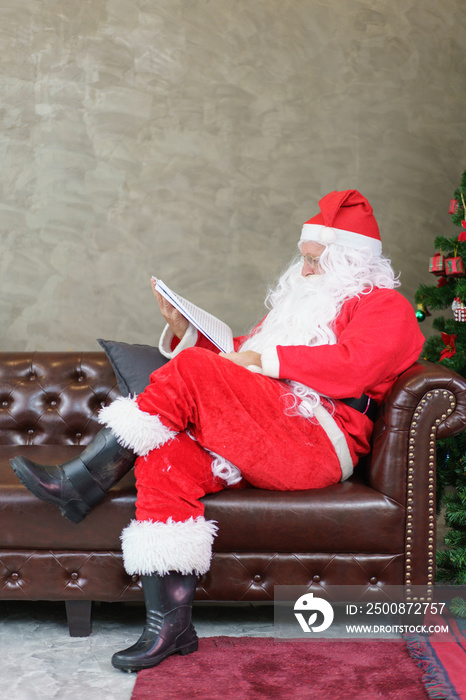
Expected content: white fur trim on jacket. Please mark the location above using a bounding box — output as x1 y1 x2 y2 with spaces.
120 516 219 576
98 396 177 457
313 404 353 481
159 323 199 359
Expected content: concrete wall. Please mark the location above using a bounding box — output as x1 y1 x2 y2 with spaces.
1 0 465 350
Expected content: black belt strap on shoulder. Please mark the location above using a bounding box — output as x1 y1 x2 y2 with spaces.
341 394 378 422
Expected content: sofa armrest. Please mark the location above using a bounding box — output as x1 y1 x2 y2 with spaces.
368 360 466 502
365 360 466 592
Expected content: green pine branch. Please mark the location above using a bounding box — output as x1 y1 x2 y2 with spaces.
450 171 466 226
415 283 455 310
417 169 466 584
449 596 466 618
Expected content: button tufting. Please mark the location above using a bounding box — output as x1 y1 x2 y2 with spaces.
370 577 378 584
253 574 262 582
312 575 321 582
131 575 139 583
70 572 79 580
29 374 36 381
77 375 84 383
2 400 9 407
11 572 19 580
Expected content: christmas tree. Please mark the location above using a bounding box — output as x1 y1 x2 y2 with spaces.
414 170 466 607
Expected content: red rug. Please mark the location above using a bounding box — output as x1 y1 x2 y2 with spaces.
130 637 428 700
405 610 466 700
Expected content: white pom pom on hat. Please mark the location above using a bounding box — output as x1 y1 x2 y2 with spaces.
300 190 382 255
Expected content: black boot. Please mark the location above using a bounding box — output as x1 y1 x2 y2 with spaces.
111 572 198 672
10 428 135 523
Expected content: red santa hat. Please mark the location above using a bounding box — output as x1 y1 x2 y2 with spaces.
300 190 382 255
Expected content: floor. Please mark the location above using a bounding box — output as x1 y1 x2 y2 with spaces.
2 512 449 700
0 599 276 700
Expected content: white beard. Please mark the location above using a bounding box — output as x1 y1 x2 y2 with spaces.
240 272 339 354
240 264 346 417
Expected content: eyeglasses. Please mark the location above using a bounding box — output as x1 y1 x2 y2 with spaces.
301 253 321 268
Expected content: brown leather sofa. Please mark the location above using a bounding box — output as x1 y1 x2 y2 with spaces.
1 351 466 636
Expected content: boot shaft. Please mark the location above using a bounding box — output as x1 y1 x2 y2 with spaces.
141 572 198 614
78 427 135 489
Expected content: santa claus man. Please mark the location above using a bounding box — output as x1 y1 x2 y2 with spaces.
11 189 425 672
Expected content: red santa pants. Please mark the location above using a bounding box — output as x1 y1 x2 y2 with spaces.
132 347 341 523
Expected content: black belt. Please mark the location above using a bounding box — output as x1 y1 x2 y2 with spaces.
341 394 378 422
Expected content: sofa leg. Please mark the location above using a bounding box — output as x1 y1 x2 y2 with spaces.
65 600 93 637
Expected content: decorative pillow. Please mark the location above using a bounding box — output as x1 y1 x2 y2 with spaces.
97 339 169 396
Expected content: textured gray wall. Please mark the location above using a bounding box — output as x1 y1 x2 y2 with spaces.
1 0 465 351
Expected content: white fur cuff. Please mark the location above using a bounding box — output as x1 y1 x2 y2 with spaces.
98 396 177 456
159 323 199 359
260 346 280 379
121 517 219 576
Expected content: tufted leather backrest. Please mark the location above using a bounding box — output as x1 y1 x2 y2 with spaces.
0 353 120 446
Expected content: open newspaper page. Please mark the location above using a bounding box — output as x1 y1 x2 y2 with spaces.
154 278 234 353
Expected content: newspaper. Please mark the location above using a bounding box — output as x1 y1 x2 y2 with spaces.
153 278 234 353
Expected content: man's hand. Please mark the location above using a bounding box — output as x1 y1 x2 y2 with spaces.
219 351 262 368
151 278 189 340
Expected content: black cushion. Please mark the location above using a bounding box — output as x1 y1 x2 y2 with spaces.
97 339 168 396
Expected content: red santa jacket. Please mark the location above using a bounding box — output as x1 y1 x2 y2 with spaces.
161 287 424 472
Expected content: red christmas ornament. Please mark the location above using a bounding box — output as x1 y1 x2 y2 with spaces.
440 332 457 361
449 199 459 215
429 253 445 275
437 276 448 288
445 256 465 276
458 230 466 242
